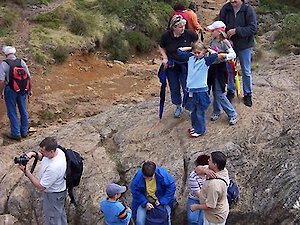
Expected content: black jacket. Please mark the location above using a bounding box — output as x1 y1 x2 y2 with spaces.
219 2 257 51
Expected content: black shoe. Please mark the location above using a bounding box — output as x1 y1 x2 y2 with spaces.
6 133 21 141
226 91 235 103
21 133 28 138
243 94 252 107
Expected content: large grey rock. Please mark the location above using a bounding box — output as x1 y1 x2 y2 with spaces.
0 55 300 224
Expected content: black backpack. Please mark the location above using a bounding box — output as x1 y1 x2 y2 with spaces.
58 145 84 206
145 205 168 225
4 58 30 93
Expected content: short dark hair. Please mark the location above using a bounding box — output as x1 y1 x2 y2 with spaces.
211 151 227 171
188 2 197 12
173 2 186 11
142 161 156 177
194 154 210 166
39 137 58 151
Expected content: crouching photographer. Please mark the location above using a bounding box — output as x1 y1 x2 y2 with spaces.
16 137 67 225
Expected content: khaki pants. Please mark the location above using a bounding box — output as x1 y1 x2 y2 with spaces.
204 217 226 225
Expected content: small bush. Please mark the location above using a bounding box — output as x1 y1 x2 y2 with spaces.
35 12 62 29
103 31 130 62
33 51 47 65
52 46 69 64
0 8 18 28
68 15 89 36
275 13 300 54
125 31 153 53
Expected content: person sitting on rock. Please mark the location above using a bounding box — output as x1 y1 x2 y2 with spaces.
130 161 176 225
100 183 132 225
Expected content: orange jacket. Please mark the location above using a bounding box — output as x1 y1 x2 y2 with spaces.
185 9 202 33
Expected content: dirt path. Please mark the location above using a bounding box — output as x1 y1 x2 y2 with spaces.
0 0 229 142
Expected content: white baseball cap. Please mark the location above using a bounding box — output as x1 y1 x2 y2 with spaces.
2 46 16 55
207 21 226 31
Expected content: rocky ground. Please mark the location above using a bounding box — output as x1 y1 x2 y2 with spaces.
0 0 300 225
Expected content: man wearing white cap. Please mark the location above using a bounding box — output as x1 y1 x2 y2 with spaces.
100 183 132 225
0 46 32 140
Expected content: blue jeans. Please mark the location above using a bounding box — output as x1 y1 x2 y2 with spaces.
166 64 188 106
136 205 171 225
4 86 28 137
227 48 253 95
188 91 211 135
187 198 204 225
212 79 236 118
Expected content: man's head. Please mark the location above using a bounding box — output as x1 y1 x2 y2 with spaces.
39 137 58 158
106 183 126 199
229 0 243 9
142 161 156 180
188 2 197 12
209 151 227 172
2 46 16 56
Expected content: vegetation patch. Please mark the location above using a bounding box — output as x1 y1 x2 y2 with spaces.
125 31 154 53
52 46 69 64
35 12 62 29
275 13 300 54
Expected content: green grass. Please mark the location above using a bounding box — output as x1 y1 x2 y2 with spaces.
35 12 62 29
275 13 300 54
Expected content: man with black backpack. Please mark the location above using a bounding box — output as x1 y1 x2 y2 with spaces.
0 46 32 140
17 137 68 225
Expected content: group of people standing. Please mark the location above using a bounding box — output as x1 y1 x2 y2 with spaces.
159 0 257 137
101 151 230 225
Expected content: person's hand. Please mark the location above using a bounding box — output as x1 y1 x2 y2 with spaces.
204 168 217 178
162 57 168 69
155 200 160 206
218 53 226 60
0 92 3 100
190 204 199 212
28 90 33 97
227 28 236 39
146 202 154 210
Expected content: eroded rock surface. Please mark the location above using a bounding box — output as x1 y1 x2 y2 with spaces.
0 55 299 225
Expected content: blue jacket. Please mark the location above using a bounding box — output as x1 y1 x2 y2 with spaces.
219 2 257 51
130 166 176 220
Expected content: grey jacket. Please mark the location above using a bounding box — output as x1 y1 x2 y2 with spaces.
219 2 257 51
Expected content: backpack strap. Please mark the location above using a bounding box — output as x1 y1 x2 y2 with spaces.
212 177 228 186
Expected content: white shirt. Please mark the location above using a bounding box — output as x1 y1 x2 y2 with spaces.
38 148 66 192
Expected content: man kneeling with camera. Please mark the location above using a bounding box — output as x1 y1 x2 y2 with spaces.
17 137 67 225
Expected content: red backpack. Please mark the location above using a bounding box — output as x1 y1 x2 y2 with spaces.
4 58 30 93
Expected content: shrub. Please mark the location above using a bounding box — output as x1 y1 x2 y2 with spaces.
0 8 18 28
68 15 89 36
275 13 300 54
125 31 153 53
52 46 69 64
35 12 62 29
103 31 130 62
33 51 47 65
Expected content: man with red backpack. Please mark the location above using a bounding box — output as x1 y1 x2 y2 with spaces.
0 46 32 140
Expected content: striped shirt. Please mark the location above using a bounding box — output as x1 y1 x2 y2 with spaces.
188 170 206 200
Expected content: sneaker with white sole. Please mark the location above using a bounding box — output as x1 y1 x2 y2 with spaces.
229 116 237 125
189 132 205 138
174 106 182 118
210 113 220 121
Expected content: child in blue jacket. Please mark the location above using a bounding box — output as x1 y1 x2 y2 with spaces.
177 41 222 137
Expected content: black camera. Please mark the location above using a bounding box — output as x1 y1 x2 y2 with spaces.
14 153 30 166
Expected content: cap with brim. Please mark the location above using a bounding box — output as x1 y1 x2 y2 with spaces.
2 46 16 55
106 183 126 198
207 21 226 31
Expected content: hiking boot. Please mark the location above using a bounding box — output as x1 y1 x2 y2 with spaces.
6 133 21 141
243 94 252 107
210 113 220 121
226 91 235 103
174 106 182 118
21 133 28 138
229 116 237 126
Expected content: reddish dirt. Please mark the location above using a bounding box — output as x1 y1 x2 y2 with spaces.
0 52 160 140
